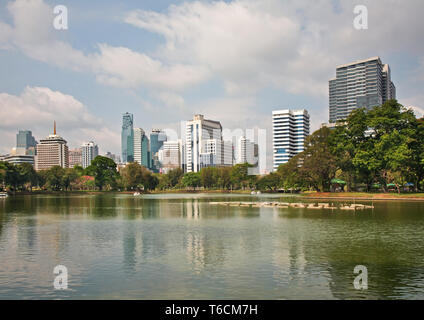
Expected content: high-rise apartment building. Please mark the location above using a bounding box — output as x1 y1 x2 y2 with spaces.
121 112 134 163
35 122 69 171
329 57 396 123
185 114 232 172
272 109 310 171
81 142 99 168
150 129 167 172
68 148 82 168
133 128 150 168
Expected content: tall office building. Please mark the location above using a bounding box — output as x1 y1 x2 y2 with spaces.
150 129 167 172
329 57 396 123
272 109 310 171
35 122 69 171
121 112 134 163
133 128 150 168
185 114 231 172
16 130 37 155
16 130 37 149
237 136 258 166
81 141 99 168
68 148 82 168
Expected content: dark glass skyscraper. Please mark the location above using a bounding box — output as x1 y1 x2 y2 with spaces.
16 130 37 149
121 112 134 163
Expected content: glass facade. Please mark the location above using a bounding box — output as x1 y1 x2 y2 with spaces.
16 130 37 149
121 112 134 163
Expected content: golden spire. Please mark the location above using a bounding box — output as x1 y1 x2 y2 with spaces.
54 121 56 135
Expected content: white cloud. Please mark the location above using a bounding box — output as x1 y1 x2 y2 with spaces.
94 44 209 90
0 0 209 90
0 86 120 154
125 0 424 98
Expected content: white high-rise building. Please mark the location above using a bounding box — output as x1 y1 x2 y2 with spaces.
272 109 310 171
236 136 258 166
81 141 98 168
185 114 223 172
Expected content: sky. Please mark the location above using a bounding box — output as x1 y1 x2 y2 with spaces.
0 0 424 171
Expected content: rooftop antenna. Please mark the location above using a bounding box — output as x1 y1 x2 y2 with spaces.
54 121 56 135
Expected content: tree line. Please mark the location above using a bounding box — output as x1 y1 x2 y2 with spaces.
1 100 423 193
274 100 424 193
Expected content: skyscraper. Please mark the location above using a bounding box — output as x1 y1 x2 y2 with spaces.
133 128 150 168
150 129 167 172
121 112 134 163
185 114 231 172
272 109 310 171
81 141 99 168
16 130 37 149
35 122 69 171
16 130 37 155
237 136 258 166
329 57 396 123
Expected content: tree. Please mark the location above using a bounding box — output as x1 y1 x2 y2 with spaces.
200 167 218 189
86 156 118 190
18 163 38 191
46 166 66 191
167 168 184 188
62 168 79 191
0 163 5 191
230 163 249 190
298 127 338 192
119 162 143 190
277 158 302 191
182 172 201 190
141 166 158 191
257 172 280 191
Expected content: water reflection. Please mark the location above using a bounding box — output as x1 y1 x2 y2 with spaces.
0 194 424 299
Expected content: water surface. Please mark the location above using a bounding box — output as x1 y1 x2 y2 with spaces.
0 193 423 299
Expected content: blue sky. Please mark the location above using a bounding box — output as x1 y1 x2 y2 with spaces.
1 0 424 170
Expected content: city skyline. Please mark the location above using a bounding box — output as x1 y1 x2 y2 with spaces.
1 0 424 173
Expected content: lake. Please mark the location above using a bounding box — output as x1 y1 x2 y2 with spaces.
0 193 423 299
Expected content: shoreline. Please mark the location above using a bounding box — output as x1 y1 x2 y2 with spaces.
3 190 424 201
302 192 424 201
